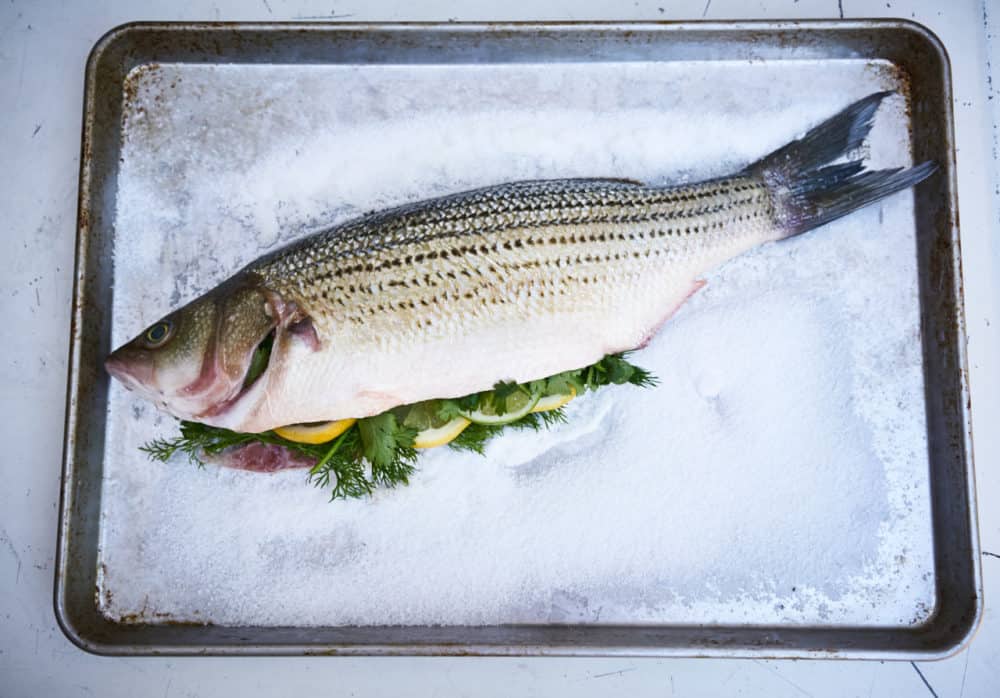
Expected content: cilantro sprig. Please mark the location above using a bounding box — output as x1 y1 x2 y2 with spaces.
141 352 656 500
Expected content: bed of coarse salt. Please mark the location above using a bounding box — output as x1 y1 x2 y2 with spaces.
99 58 935 627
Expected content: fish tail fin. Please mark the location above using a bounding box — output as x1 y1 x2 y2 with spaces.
746 91 937 239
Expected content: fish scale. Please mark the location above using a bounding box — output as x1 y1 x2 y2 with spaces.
257 177 776 338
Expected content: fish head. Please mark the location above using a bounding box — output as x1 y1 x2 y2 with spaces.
105 280 278 423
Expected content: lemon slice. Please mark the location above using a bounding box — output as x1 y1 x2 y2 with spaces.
399 401 472 449
460 388 541 425
532 386 577 413
413 416 471 449
274 418 356 444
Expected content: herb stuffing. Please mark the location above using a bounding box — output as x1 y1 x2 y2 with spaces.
141 353 656 500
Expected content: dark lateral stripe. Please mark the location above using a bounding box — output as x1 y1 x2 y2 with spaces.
300 192 767 284
260 178 768 274
334 185 762 254
335 272 614 323
399 179 759 228
308 210 766 305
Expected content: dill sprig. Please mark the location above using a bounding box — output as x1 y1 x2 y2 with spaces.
141 353 655 500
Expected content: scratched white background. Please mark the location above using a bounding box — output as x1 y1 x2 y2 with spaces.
1 1 997 697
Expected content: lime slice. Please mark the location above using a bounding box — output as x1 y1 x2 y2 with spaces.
460 387 541 425
400 401 449 431
532 386 577 413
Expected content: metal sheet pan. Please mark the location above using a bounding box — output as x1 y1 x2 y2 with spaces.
55 20 979 657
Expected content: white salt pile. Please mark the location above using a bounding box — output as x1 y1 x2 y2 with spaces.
100 58 935 627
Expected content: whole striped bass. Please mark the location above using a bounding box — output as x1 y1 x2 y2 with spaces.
106 92 934 434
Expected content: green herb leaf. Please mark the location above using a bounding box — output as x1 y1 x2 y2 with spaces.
603 355 635 384
358 412 416 468
435 399 466 422
489 380 520 415
545 371 583 397
447 422 506 454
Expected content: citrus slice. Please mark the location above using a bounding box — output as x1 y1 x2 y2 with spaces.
460 388 541 425
413 416 471 449
273 418 356 444
532 386 577 413
399 401 472 449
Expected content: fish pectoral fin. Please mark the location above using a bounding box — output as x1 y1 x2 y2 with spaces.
268 294 321 351
288 316 321 351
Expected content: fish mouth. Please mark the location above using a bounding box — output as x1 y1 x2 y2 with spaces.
105 350 155 395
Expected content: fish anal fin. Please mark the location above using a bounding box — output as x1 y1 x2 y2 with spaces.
288 316 320 351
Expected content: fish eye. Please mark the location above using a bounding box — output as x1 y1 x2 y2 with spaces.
143 321 173 348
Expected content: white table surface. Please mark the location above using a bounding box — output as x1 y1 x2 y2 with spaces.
2 0 997 696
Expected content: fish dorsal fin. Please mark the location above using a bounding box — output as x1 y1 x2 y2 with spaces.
589 177 646 186
540 177 645 187
496 177 647 192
